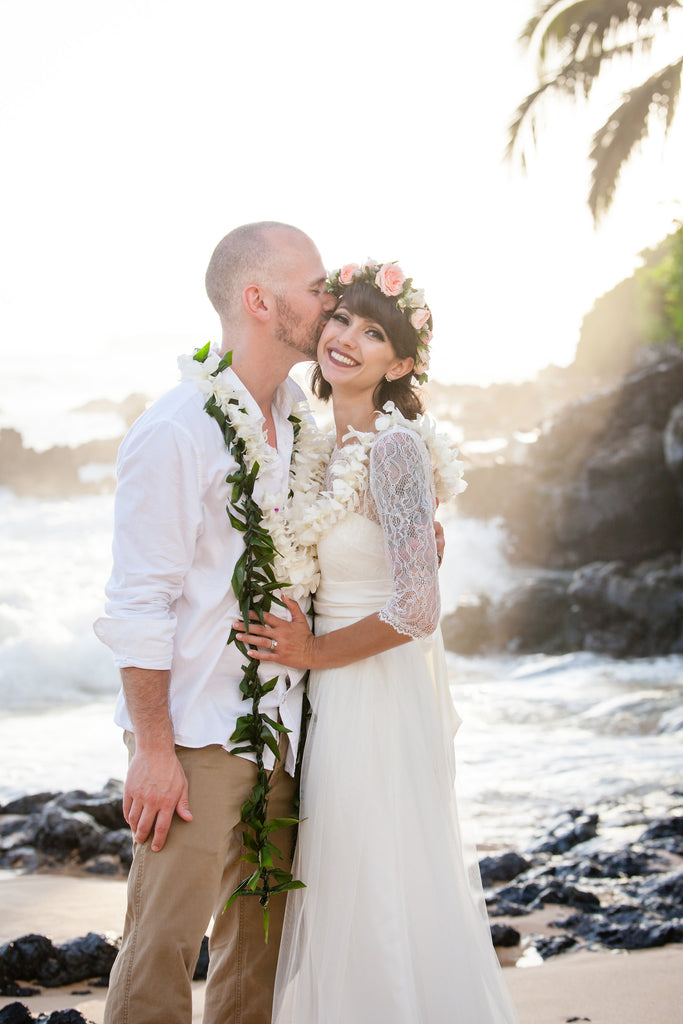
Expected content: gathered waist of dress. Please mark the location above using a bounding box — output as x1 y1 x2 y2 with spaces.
313 577 392 626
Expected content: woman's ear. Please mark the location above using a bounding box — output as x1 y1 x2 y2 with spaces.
387 356 415 381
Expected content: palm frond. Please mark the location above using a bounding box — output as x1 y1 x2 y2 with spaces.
527 0 681 66
507 40 648 161
519 0 560 46
589 57 683 220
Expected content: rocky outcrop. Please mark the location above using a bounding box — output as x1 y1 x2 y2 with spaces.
448 344 683 657
443 552 683 657
0 783 130 876
458 344 683 570
0 394 148 497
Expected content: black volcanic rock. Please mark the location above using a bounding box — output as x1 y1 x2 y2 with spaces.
479 852 531 887
443 553 683 657
0 1005 34 1024
457 345 683 572
664 399 683 498
490 923 521 948
0 786 130 875
33 805 106 862
531 812 599 856
56 785 126 832
0 933 117 989
530 934 577 959
639 814 683 855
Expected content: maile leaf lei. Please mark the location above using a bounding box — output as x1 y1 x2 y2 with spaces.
192 342 306 940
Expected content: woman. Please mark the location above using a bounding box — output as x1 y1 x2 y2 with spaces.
235 260 519 1023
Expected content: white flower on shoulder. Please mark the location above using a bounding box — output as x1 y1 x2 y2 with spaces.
178 350 222 386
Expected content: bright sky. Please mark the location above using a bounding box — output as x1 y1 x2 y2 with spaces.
1 0 682 387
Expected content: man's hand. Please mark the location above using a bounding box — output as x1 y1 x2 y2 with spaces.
123 746 192 852
119 666 192 852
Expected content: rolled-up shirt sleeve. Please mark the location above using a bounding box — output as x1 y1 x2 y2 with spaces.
94 415 204 669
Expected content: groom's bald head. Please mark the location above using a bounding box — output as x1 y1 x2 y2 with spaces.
205 222 317 325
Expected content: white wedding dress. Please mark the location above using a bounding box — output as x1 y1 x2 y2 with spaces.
272 428 518 1024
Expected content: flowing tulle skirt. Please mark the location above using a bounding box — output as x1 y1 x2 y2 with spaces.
273 514 518 1024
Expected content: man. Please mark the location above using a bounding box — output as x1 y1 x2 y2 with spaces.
95 222 336 1024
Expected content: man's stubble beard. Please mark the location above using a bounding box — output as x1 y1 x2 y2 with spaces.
275 295 324 360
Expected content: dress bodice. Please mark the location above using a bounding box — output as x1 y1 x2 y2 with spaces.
313 513 392 631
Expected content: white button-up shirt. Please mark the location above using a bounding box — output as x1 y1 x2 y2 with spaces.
94 368 307 776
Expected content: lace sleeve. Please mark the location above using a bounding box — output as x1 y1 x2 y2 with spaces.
369 428 441 639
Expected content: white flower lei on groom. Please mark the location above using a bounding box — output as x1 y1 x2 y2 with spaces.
179 346 330 602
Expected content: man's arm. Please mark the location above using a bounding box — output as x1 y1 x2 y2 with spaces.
120 666 193 852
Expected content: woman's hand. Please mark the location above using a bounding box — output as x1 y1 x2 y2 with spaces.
233 595 316 670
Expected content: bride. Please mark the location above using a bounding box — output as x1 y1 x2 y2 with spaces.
234 260 519 1024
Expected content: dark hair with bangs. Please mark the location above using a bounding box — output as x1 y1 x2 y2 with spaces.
309 281 424 419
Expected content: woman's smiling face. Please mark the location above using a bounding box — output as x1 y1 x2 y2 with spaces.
317 305 413 392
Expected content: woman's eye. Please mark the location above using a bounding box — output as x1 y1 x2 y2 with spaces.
333 312 349 324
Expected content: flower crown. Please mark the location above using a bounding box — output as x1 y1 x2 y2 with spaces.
326 259 432 385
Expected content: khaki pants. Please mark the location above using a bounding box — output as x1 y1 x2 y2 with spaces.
104 736 298 1024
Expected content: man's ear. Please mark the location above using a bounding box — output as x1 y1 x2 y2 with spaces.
243 284 273 323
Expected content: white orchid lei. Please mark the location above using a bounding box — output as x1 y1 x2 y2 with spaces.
297 402 467 546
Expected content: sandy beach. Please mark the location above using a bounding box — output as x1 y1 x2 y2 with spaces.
1 873 682 1023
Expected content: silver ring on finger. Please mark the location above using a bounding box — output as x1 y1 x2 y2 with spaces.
271 639 278 651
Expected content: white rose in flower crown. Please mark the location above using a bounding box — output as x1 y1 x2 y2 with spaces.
410 288 426 308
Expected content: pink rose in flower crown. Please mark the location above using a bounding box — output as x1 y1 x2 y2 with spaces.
375 262 405 297
339 263 359 286
410 307 430 332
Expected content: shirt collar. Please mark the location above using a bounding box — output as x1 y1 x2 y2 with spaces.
223 367 296 425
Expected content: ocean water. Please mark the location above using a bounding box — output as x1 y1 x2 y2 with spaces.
1 358 681 853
